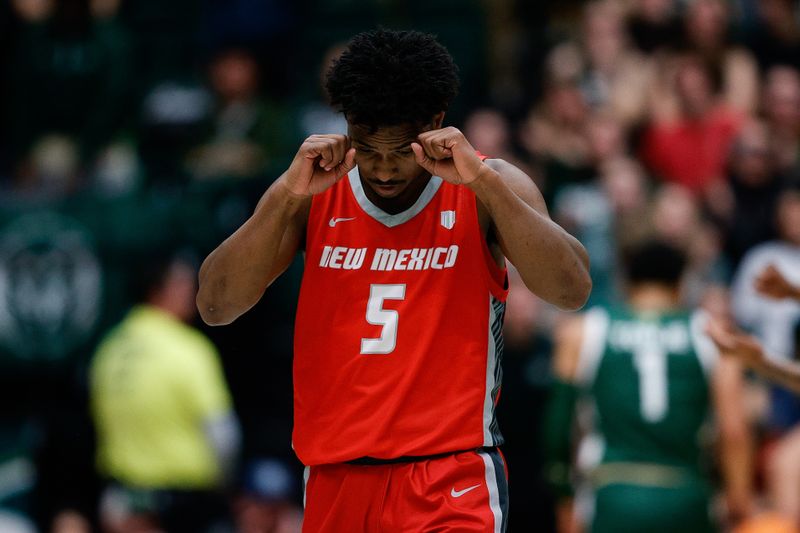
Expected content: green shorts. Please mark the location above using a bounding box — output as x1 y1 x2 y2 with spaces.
591 483 716 533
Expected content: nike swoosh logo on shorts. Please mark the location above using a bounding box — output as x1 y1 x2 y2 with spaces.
450 484 481 498
329 217 356 227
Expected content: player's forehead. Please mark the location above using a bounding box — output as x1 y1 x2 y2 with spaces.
348 123 422 149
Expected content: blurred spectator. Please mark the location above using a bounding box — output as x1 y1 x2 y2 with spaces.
90 253 239 533
520 80 592 199
197 0 297 102
601 157 651 249
650 183 729 305
762 66 800 177
642 54 743 201
626 0 682 54
682 0 760 114
746 0 800 72
16 135 81 196
7 0 132 184
554 156 649 306
234 459 302 533
724 120 782 266
732 186 800 361
579 1 654 126
187 48 292 181
463 107 534 177
586 111 627 167
137 79 212 184
731 187 800 525
650 183 701 247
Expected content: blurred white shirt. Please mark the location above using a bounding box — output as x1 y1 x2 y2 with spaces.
731 241 800 359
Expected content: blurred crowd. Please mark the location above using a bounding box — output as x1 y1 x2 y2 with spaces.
0 0 799 531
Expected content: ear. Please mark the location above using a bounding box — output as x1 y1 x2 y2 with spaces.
431 112 445 129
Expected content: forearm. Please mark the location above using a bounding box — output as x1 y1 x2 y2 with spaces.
468 169 590 310
720 428 754 521
542 378 579 498
197 177 305 325
715 359 754 522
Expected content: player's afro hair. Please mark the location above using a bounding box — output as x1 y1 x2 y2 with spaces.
325 29 459 129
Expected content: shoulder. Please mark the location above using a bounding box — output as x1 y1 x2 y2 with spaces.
738 241 786 271
174 324 219 360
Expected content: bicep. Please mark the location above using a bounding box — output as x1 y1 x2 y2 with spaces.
712 357 747 435
478 158 550 256
264 198 310 285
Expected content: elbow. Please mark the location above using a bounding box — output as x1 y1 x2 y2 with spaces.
196 290 236 326
557 267 592 311
559 277 592 311
557 271 593 312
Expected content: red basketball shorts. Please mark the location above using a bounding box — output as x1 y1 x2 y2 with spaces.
302 448 508 532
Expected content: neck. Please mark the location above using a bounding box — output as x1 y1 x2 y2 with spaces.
360 170 432 214
627 283 681 313
146 299 183 322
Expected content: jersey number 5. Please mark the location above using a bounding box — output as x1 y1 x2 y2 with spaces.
361 284 406 354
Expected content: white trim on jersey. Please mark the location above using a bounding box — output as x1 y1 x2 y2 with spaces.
689 309 719 377
347 166 443 227
576 307 611 386
479 451 504 533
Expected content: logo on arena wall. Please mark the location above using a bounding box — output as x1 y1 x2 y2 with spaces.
0 212 102 360
440 210 456 230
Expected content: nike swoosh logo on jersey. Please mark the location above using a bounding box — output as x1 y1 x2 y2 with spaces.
450 484 481 498
329 217 356 227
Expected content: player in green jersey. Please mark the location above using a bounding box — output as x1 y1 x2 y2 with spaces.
544 240 753 533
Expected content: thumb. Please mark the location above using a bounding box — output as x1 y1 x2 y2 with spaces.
411 142 435 173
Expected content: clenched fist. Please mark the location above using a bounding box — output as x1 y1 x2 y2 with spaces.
283 134 356 198
411 127 490 185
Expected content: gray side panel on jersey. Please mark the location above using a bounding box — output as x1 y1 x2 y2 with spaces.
576 307 611 387
689 309 719 378
483 295 506 446
347 166 443 227
303 466 310 509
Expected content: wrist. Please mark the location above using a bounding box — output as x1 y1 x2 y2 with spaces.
466 164 500 191
276 175 311 202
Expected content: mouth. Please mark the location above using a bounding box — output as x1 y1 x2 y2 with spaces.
368 180 406 195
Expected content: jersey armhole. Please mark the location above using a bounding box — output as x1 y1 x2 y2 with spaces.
468 187 508 302
576 307 610 387
689 310 719 377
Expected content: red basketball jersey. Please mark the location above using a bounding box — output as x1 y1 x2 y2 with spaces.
293 166 508 466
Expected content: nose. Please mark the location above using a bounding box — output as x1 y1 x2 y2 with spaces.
370 158 398 182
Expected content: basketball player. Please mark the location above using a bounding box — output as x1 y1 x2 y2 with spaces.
197 29 591 532
544 241 752 532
